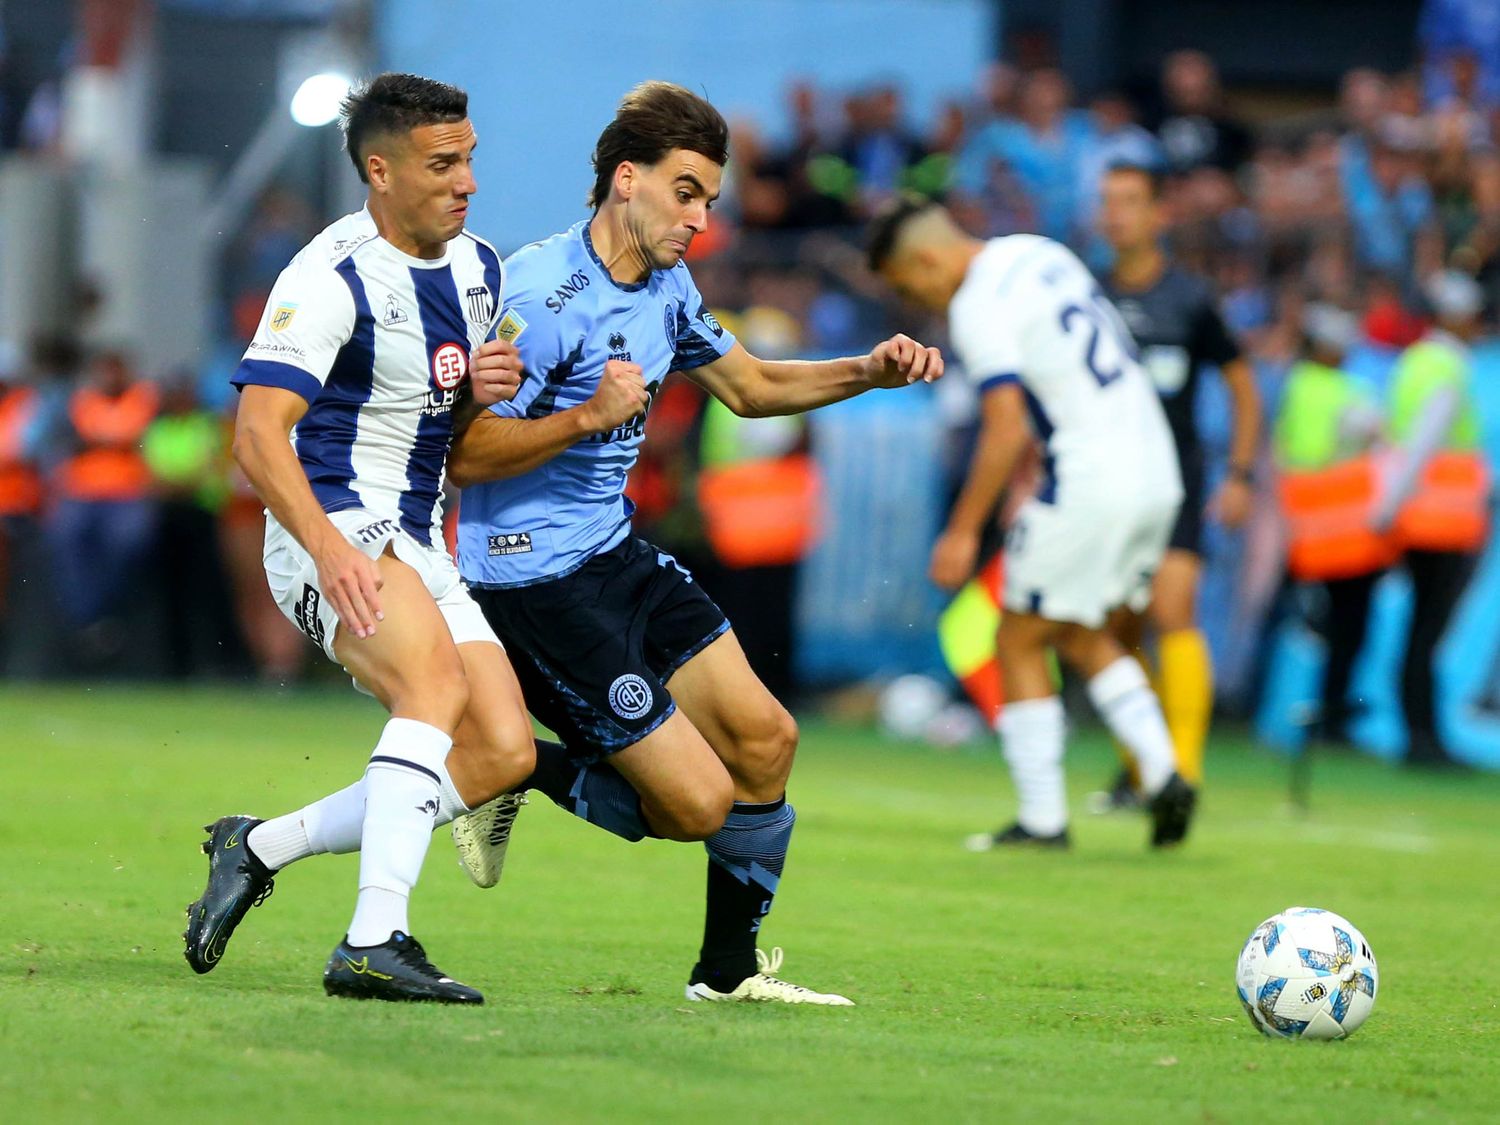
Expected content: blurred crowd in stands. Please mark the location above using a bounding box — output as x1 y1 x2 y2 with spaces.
4 20 1500 707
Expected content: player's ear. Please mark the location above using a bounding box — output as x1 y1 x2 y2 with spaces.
366 152 389 192
614 160 636 201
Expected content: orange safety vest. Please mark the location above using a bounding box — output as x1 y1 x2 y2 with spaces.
1277 455 1399 581
1392 450 1490 553
0 387 43 517
695 454 821 569
57 382 159 502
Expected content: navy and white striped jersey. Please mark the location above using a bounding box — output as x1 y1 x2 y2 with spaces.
233 207 503 547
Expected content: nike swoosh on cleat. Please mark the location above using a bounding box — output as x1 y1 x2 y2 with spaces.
339 955 394 980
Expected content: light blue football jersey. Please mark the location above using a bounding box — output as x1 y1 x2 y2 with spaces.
457 221 736 586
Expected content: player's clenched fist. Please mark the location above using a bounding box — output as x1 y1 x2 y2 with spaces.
580 359 650 433
470 338 525 406
316 539 385 640
865 333 945 388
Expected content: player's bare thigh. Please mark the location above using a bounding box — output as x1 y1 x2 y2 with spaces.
446 640 536 807
1149 548 1201 633
666 628 799 803
333 549 469 733
609 708 734 841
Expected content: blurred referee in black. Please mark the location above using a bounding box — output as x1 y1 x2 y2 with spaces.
1091 162 1261 808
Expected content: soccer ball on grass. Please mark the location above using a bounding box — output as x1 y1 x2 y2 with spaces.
1235 907 1378 1040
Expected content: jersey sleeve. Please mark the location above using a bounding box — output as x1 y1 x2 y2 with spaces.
1193 291 1242 368
232 256 355 404
486 258 571 419
949 290 1026 394
669 266 737 371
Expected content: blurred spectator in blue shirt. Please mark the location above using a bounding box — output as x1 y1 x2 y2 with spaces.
956 67 1092 242
1342 123 1441 279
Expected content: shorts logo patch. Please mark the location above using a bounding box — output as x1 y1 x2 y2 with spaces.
608 674 653 721
487 532 533 556
296 583 326 645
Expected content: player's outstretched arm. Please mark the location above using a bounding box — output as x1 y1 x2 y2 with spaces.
683 334 943 418
233 386 383 638
929 382 1032 592
447 353 649 487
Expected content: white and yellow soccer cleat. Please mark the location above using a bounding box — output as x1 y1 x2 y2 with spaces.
684 947 855 1006
452 792 528 889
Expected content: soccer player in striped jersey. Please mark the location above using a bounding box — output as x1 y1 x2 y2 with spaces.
867 196 1197 850
182 74 535 1004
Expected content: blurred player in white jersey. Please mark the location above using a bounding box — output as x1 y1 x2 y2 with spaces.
182 74 536 1003
868 196 1197 848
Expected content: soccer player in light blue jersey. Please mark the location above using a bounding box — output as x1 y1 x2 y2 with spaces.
447 82 944 1004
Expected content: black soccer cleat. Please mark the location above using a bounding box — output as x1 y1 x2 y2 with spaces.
183 815 275 974
1148 773 1198 848
323 931 484 1005
964 821 1071 851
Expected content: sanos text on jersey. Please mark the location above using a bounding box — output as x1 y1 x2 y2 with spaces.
546 270 591 313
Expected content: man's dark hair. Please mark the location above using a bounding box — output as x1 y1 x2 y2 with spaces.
340 72 468 183
866 192 939 272
588 81 729 209
1104 161 1166 199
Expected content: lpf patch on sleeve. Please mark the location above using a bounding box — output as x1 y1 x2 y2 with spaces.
270 303 298 332
496 308 528 343
488 532 533 556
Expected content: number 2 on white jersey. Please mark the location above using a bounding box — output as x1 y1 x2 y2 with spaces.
1058 287 1137 389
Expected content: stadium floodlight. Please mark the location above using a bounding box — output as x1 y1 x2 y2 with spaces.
290 72 353 127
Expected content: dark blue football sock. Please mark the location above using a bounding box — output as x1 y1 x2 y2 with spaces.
691 797 795 990
523 739 650 842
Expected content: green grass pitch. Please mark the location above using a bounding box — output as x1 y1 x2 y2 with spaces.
2 685 1498 1122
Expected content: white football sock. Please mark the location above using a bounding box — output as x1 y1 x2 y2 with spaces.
346 718 452 947
245 813 312 871
1088 657 1175 796
998 696 1068 836
247 761 472 870
302 780 368 856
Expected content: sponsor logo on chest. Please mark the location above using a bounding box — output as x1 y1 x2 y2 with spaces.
421 342 469 416
545 270 591 313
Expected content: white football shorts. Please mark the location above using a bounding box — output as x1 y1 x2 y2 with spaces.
263 506 499 664
1002 492 1181 628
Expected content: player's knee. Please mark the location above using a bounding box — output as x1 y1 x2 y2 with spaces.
389 652 470 732
676 775 735 840
738 706 799 788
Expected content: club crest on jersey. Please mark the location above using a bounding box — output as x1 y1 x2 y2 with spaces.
465 285 494 325
269 303 297 333
663 301 678 347
496 308 527 343
431 343 468 390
